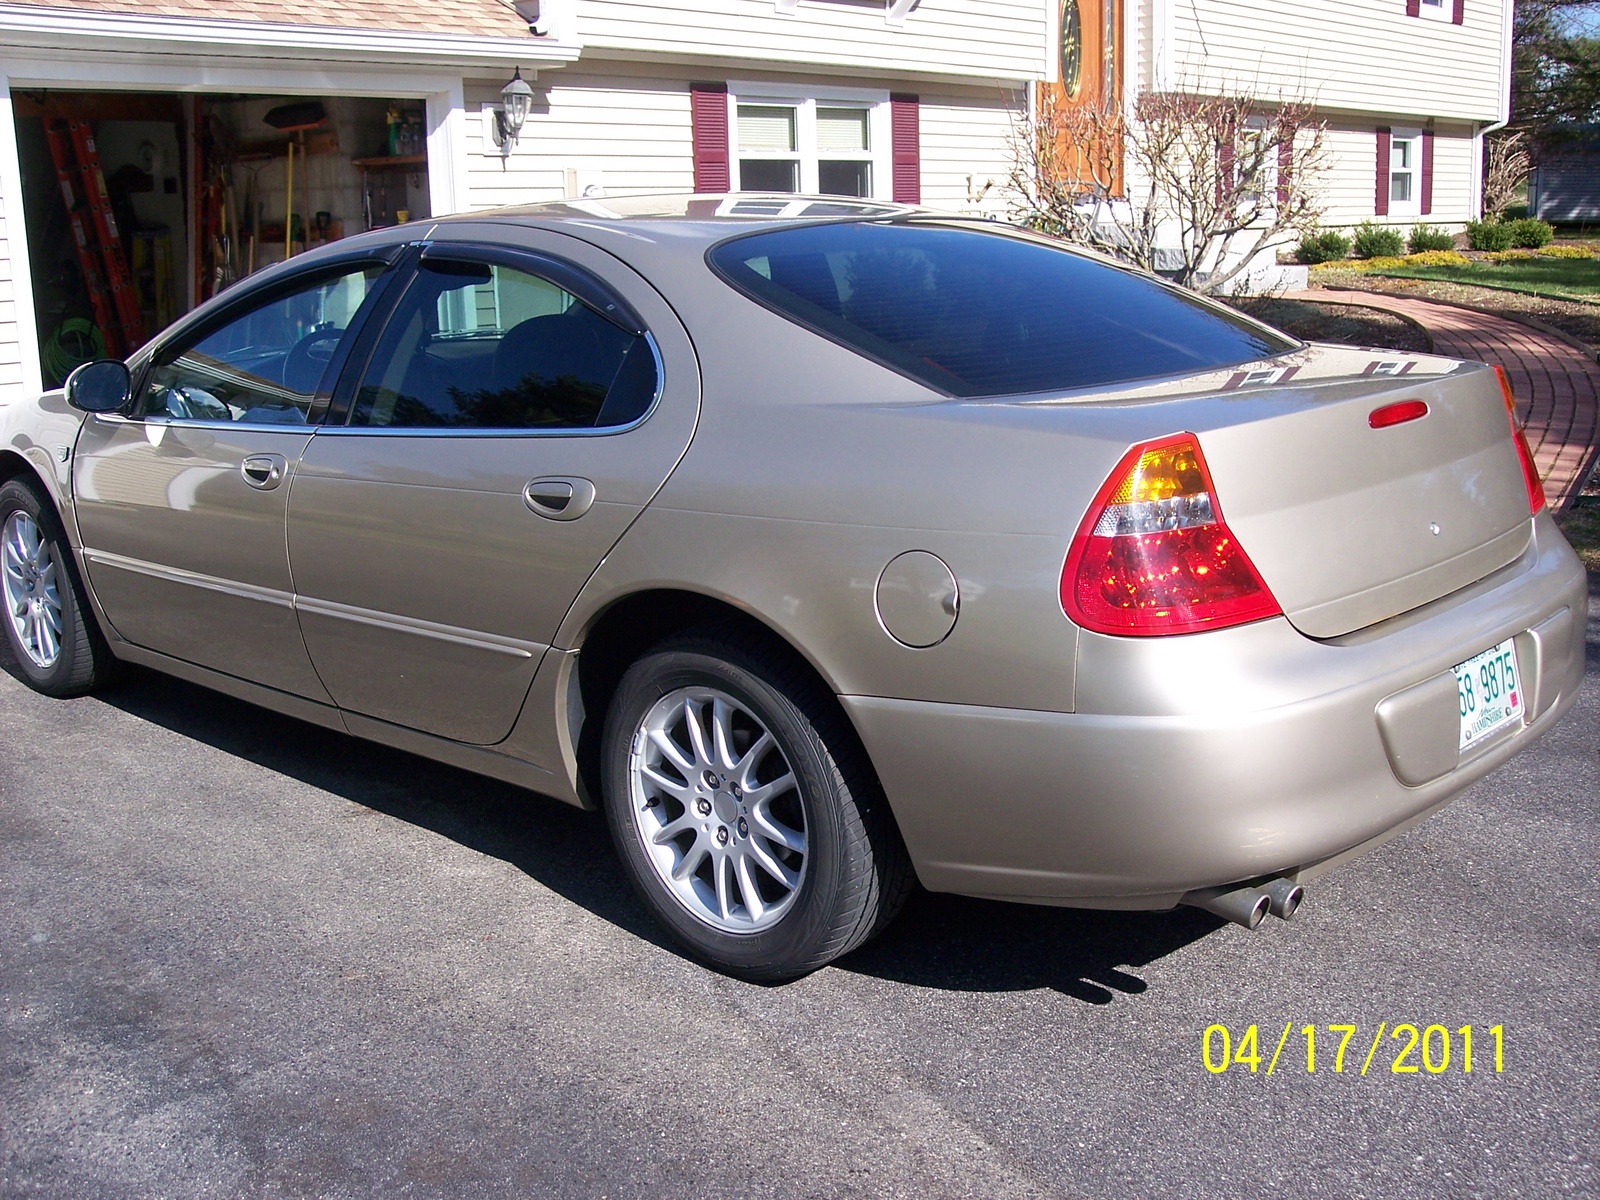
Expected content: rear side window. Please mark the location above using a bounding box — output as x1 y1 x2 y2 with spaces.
707 222 1294 397
350 259 659 430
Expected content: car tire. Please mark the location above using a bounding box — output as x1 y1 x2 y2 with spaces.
601 632 913 981
0 477 115 698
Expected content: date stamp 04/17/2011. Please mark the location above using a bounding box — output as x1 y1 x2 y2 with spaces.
1201 1024 1505 1076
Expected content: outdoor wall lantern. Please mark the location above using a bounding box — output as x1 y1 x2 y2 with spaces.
492 67 536 155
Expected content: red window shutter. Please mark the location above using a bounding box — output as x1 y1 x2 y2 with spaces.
1375 126 1391 216
890 93 920 204
1452 0 1464 22
1421 129 1435 215
690 83 730 193
1406 0 1420 15
1276 137 1293 207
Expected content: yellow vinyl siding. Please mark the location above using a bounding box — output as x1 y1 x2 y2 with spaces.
1164 0 1505 123
572 0 1047 84
919 89 1023 215
462 70 695 207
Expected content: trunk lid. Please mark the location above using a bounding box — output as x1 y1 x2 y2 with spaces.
1157 346 1533 638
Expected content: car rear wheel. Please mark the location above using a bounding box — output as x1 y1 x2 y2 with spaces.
601 633 912 981
0 478 114 697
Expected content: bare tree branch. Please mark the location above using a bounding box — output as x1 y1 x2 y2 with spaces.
1483 129 1532 218
1008 86 1328 293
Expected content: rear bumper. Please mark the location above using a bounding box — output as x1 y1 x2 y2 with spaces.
844 512 1588 908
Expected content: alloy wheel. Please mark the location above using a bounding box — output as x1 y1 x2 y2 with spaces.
2 511 63 670
627 686 809 933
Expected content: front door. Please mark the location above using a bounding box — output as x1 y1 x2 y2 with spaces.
288 233 698 745
73 262 388 698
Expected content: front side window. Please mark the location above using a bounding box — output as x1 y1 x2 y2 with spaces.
709 222 1294 398
349 258 658 431
733 92 882 199
142 266 382 423
1389 130 1421 214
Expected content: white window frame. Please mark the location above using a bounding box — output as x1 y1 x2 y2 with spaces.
727 82 891 201
1238 115 1277 218
1388 128 1423 218
1416 0 1451 21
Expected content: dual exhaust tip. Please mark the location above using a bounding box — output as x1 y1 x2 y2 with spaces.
1183 878 1304 929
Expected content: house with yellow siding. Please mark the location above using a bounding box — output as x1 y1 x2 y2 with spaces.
0 0 1509 401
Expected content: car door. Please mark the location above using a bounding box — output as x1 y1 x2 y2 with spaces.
72 258 395 699
288 233 699 746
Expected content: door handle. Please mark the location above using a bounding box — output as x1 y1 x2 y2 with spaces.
240 453 288 490
523 476 596 521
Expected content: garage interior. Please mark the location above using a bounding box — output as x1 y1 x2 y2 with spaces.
11 88 432 386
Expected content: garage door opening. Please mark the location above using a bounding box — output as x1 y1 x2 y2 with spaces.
11 89 431 386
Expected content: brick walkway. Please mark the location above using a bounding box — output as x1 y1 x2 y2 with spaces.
1286 288 1600 511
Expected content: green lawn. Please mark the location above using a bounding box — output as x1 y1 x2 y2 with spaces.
1368 255 1600 303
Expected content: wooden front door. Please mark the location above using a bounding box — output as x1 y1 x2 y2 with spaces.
1042 0 1124 195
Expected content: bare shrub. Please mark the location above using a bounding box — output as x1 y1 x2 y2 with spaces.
1009 86 1329 293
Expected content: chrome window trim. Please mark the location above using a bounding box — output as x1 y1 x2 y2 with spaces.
321 331 666 438
88 414 319 436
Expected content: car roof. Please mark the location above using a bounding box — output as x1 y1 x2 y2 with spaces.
443 192 920 222
426 192 936 245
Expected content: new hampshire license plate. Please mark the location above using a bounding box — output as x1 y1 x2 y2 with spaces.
1455 638 1524 751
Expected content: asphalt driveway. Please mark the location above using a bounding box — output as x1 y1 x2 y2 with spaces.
3 584 1597 1199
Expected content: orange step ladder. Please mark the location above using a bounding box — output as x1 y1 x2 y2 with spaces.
42 120 123 358
46 118 145 355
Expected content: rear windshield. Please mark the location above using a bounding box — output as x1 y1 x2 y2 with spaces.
707 222 1295 397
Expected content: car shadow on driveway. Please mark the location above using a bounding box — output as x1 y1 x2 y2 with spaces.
836 893 1221 1003
5 651 1222 1001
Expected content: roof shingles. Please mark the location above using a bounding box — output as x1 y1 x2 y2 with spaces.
2 0 531 38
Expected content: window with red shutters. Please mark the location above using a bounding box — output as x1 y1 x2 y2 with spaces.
690 83 730 193
890 94 920 204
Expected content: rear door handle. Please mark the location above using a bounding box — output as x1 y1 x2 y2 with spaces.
240 453 288 490
523 476 596 521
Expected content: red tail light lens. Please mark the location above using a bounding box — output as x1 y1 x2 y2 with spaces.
1493 365 1545 515
1368 399 1429 428
1062 433 1282 637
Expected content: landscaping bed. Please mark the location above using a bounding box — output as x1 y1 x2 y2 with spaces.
1229 295 1431 353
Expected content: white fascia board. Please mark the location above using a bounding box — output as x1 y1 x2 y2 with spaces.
0 5 582 72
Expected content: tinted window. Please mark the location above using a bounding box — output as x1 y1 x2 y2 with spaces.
708 223 1295 397
350 259 658 430
142 267 381 423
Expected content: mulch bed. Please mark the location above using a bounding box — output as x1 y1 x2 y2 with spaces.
1308 268 1600 355
1229 295 1432 353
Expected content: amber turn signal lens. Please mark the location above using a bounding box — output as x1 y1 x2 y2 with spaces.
1063 433 1282 637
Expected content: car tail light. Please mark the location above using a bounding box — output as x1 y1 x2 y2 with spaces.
1493 365 1545 515
1061 433 1282 637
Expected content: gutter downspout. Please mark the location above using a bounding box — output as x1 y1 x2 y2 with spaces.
1473 0 1516 219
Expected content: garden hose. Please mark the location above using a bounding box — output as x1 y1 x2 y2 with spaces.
43 317 105 382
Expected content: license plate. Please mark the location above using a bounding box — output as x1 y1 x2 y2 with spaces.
1455 638 1523 751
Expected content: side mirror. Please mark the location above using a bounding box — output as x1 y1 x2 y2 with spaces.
64 359 132 414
